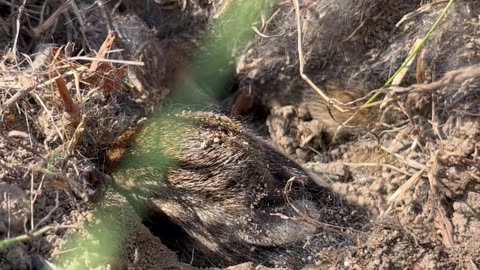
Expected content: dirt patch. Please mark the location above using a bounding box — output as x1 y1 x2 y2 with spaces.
50 190 196 270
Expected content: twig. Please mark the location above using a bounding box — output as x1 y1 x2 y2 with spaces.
31 166 82 191
33 93 65 142
344 162 413 176
12 0 28 63
0 79 37 114
34 191 60 230
31 173 47 231
6 192 11 239
383 168 426 216
380 146 426 171
251 25 285 38
89 32 116 72
67 56 144 66
387 168 425 204
388 63 480 94
291 0 348 113
31 0 73 38
30 173 34 231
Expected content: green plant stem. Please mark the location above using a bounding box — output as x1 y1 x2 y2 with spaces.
365 0 457 105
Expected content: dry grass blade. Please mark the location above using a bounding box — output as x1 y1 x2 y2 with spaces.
427 153 454 247
389 63 480 94
387 168 425 204
11 0 28 62
67 56 144 66
0 78 37 114
32 0 73 38
344 163 413 177
380 146 426 170
291 0 349 113
89 32 116 72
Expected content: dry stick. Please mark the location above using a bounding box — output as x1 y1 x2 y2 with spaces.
344 162 413 177
89 32 117 72
31 0 73 38
388 168 425 205
291 0 348 113
251 25 285 38
380 146 426 171
12 0 28 63
277 177 365 236
34 191 60 230
30 173 35 231
67 56 145 66
33 93 65 142
389 63 480 94
6 192 11 239
0 80 36 114
22 103 35 149
31 174 47 230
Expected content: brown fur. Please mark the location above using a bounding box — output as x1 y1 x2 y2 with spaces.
111 111 358 268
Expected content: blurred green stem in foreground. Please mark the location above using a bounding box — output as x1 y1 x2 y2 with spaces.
52 0 272 268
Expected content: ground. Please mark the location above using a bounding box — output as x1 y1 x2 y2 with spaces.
0 0 479 269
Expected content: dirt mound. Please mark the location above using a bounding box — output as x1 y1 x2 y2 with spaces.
232 0 480 268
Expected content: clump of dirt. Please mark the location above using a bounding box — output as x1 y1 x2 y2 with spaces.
266 105 330 162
